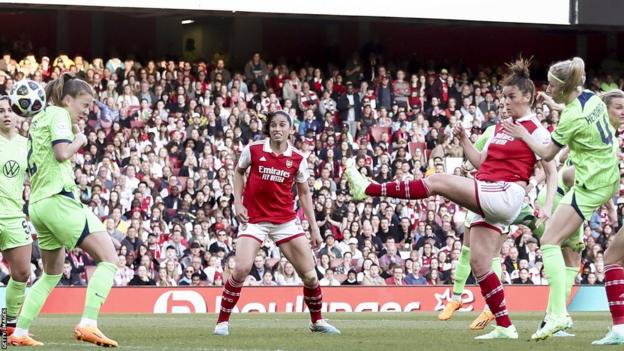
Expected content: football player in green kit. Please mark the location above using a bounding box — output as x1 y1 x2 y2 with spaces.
9 73 119 347
0 96 33 337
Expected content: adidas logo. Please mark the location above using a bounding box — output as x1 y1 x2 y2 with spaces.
259 156 266 161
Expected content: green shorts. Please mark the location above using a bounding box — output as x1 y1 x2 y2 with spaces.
560 181 618 221
29 191 105 251
464 211 477 229
0 216 33 251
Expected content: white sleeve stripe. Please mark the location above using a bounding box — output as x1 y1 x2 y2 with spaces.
237 145 252 169
296 157 309 183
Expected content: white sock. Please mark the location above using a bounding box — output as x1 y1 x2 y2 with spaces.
613 324 624 335
78 317 97 328
452 294 462 302
13 327 29 337
483 304 490 312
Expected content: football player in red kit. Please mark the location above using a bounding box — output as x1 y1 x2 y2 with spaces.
214 110 340 336
347 59 557 340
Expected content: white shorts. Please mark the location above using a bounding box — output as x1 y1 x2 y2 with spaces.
470 180 525 233
238 219 305 245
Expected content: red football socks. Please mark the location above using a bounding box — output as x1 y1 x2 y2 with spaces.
605 264 624 325
366 179 430 199
477 271 512 328
217 276 244 323
303 284 323 323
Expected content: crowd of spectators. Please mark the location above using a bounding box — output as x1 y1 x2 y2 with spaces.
1 48 623 288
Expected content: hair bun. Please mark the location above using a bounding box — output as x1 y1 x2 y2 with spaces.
506 57 532 79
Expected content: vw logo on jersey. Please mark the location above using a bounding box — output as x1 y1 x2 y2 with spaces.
2 160 19 178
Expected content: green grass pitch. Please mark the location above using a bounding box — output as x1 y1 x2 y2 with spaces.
22 312 612 350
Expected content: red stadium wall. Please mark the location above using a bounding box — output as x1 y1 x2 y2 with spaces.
0 12 56 53
40 286 562 314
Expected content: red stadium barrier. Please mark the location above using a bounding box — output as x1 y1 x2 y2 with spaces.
40 286 561 314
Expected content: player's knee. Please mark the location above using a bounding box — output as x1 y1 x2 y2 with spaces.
99 253 118 265
300 271 318 287
232 265 252 282
11 267 30 282
469 256 488 277
423 174 438 190
562 168 575 189
604 248 624 266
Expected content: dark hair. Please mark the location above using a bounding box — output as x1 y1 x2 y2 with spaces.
262 110 292 136
501 57 535 105
45 72 94 106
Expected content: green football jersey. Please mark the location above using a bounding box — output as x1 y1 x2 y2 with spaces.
28 106 78 203
0 133 27 218
474 125 496 152
551 90 619 190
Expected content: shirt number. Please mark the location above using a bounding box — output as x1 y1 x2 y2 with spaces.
596 115 614 146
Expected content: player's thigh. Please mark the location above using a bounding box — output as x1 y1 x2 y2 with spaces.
29 201 62 251
279 236 316 276
40 248 66 275
1 218 33 280
79 231 117 264
233 236 263 275
424 174 480 214
463 228 471 248
462 213 475 248
30 195 85 250
0 216 33 251
605 226 624 266
541 204 584 245
468 225 503 276
561 166 575 190
562 224 585 254
543 185 610 245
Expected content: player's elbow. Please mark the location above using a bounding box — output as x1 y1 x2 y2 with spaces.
542 144 561 162
297 183 311 196
542 153 555 162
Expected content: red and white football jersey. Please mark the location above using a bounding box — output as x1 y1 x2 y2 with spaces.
238 139 309 224
477 114 550 183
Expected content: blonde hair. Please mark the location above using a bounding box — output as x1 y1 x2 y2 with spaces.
548 57 586 98
601 89 624 129
501 57 535 104
45 72 94 106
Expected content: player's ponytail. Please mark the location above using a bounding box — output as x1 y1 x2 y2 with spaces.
548 57 586 99
45 72 95 107
501 56 535 104
601 89 624 128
